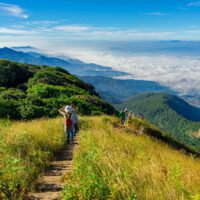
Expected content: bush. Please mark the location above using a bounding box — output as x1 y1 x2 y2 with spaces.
0 60 36 88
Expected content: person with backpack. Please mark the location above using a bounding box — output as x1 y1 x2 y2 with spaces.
119 109 126 125
127 111 133 126
71 105 79 136
59 106 73 144
65 112 73 144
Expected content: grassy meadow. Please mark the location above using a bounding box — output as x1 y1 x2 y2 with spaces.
0 115 200 200
0 118 65 199
63 116 200 200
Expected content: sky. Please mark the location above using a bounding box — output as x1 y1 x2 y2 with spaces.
1 0 200 48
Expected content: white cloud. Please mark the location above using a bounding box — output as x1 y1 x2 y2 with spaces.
0 27 32 34
187 1 200 7
55 48 200 97
27 20 59 26
186 30 200 34
50 25 200 41
52 25 176 40
2 21 200 41
147 12 168 16
54 25 90 31
0 2 28 18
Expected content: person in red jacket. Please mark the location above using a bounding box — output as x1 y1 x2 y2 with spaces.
59 107 73 144
65 113 73 144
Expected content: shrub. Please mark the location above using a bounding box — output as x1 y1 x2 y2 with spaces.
0 60 116 120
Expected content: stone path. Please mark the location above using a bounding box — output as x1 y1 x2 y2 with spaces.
27 140 78 200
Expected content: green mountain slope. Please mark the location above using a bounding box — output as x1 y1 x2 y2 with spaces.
81 76 172 104
0 59 116 119
119 93 200 151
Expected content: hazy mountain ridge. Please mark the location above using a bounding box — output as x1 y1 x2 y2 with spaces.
105 40 200 56
0 47 127 77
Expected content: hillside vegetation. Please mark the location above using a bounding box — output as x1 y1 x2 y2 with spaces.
119 93 200 152
0 59 116 119
81 76 172 104
0 118 65 199
63 116 200 200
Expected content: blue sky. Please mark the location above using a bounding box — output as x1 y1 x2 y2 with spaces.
1 0 200 47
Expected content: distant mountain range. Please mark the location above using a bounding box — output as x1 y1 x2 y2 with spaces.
81 76 173 104
11 46 41 53
0 47 127 77
102 40 200 56
119 93 200 151
145 46 200 56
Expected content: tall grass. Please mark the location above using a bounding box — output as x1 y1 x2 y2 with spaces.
63 116 200 200
0 118 65 199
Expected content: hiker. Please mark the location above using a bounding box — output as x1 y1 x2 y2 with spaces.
127 111 132 126
132 113 136 119
124 108 129 124
58 106 73 144
71 105 79 137
140 113 144 120
119 109 126 125
64 105 72 114
66 112 73 144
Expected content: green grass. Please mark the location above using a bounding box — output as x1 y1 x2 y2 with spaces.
63 116 200 200
0 118 65 199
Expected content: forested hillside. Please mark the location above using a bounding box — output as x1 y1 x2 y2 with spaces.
81 76 172 104
119 93 200 152
0 59 116 119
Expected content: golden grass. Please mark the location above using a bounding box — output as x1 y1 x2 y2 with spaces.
0 117 65 199
5 118 65 153
1 116 199 199
63 116 200 200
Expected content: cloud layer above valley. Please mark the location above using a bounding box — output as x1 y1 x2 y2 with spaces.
57 49 200 97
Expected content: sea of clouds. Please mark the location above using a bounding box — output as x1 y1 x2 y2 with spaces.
55 48 200 98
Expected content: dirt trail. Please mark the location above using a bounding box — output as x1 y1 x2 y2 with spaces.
27 139 78 200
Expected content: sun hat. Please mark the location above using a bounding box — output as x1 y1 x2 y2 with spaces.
64 105 72 113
